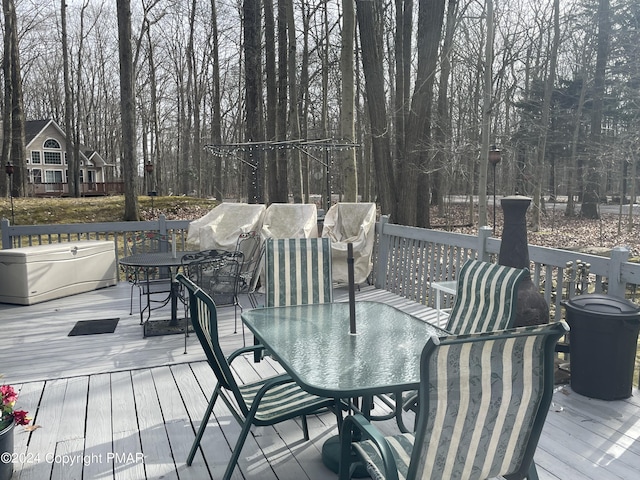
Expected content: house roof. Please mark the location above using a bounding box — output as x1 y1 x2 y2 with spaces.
25 119 72 150
24 119 55 146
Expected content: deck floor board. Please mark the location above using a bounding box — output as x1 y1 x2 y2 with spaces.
1 282 638 479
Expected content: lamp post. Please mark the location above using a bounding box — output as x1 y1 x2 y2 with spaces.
488 145 502 235
144 161 156 214
5 162 15 224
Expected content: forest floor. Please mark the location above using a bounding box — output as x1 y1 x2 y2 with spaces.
1 194 639 258
431 198 640 259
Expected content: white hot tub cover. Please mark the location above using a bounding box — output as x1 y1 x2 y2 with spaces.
322 202 376 284
186 203 266 251
261 203 318 239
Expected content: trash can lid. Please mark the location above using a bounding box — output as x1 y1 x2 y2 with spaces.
564 293 640 317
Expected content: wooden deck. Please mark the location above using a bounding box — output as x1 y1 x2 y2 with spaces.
1 283 639 479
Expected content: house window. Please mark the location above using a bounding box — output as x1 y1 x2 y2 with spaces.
43 138 62 165
45 170 63 183
44 151 62 165
43 139 61 149
31 169 42 184
45 170 63 191
31 151 41 164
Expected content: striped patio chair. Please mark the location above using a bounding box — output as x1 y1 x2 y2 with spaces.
257 237 333 361
397 259 528 423
177 273 336 480
264 237 333 307
340 321 568 480
445 259 528 335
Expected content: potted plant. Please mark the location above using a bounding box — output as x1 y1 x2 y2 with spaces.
1 382 30 480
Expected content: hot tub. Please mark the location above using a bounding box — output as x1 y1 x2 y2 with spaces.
0 240 117 305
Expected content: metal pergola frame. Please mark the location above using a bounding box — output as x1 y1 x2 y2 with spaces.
204 139 359 211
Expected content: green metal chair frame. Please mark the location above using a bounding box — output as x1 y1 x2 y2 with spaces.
340 321 568 480
177 273 337 480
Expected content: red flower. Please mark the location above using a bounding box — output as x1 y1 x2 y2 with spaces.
1 385 17 405
12 410 30 426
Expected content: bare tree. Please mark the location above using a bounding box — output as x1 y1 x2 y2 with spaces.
356 0 396 218
264 0 277 204
339 0 357 201
286 0 303 203
2 0 25 200
244 0 264 203
116 0 139 220
581 0 610 219
530 0 559 231
401 0 446 227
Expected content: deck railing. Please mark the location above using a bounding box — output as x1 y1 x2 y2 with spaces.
373 215 640 321
0 215 191 281
2 213 639 321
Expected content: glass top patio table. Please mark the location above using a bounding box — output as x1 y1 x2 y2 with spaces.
120 251 199 334
241 301 448 398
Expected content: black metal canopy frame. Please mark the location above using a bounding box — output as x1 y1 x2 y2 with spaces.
204 139 360 210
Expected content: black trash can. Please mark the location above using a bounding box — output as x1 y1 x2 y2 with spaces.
563 294 640 400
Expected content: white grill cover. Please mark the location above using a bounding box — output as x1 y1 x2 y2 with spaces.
261 203 318 239
322 202 376 284
186 203 266 251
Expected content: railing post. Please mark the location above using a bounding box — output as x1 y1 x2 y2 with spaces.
1 218 11 249
374 215 391 289
477 226 492 262
607 246 629 299
158 214 169 253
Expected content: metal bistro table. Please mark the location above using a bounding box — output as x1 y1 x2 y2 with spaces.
241 301 448 474
120 251 198 337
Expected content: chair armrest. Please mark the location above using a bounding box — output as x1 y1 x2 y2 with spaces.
339 413 399 480
227 344 266 363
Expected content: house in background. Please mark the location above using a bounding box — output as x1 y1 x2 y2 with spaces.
23 118 123 196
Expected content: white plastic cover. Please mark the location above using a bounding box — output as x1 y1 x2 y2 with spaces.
261 203 318 239
322 202 376 284
186 203 266 251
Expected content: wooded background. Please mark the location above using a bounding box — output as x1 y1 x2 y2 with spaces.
1 0 637 227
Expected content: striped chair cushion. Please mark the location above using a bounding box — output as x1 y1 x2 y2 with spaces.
352 433 414 480
446 259 527 334
265 237 333 307
346 323 567 480
413 327 549 479
238 380 331 424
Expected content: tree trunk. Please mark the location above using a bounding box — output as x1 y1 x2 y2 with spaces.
2 0 26 199
432 0 457 213
116 0 139 220
394 0 412 188
581 0 610 219
61 0 77 197
244 0 264 203
356 0 396 218
286 0 303 203
402 0 445 227
340 0 357 202
478 0 494 228
210 0 222 200
265 0 278 204
275 0 289 203
531 0 559 231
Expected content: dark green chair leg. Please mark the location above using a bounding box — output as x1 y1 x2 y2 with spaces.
187 387 220 466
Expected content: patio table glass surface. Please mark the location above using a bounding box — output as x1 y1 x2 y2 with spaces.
241 301 448 398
